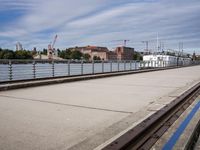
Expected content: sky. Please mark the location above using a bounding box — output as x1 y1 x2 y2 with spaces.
0 0 200 54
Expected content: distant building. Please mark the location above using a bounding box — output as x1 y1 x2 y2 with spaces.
69 45 134 61
107 51 117 60
71 46 111 60
16 42 23 51
115 46 134 60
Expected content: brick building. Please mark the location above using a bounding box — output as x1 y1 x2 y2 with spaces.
71 46 117 61
115 46 134 60
70 45 134 61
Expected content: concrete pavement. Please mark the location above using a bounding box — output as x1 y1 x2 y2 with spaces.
0 65 200 150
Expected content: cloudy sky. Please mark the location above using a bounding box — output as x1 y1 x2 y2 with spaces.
0 0 200 53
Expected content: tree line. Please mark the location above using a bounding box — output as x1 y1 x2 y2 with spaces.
58 49 92 60
0 48 33 59
0 48 143 60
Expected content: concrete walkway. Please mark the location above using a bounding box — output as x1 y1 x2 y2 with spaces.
0 65 200 150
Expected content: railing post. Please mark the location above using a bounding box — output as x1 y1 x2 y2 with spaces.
68 60 70 76
52 60 55 77
135 61 137 70
81 60 83 75
102 60 104 73
110 61 112 72
124 60 126 71
139 61 141 69
130 60 132 70
118 60 120 71
92 60 94 74
33 61 36 79
9 60 12 81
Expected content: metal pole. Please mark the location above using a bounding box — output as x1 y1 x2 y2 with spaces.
110 61 112 72
92 60 94 74
33 61 36 79
135 61 137 70
68 60 70 76
118 60 120 71
52 60 55 77
81 60 83 75
130 60 132 70
138 61 141 69
124 60 126 71
102 60 104 73
9 60 12 81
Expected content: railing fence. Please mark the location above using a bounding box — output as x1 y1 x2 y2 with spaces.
0 59 199 82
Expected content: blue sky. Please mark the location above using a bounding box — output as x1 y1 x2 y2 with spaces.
0 0 200 54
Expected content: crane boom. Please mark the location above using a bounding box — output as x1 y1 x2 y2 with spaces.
52 34 58 49
48 34 58 59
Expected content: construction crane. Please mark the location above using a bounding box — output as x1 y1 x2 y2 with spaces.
111 39 130 47
141 41 149 54
123 40 130 47
48 35 58 59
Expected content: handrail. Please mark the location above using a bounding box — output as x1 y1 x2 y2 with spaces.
0 59 199 82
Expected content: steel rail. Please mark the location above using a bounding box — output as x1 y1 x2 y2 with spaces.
102 82 200 150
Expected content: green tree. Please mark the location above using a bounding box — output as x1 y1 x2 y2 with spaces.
70 50 82 60
41 49 47 55
15 50 33 59
83 53 91 61
58 50 66 59
93 56 101 60
65 49 72 59
0 50 15 59
133 52 142 60
3 51 15 59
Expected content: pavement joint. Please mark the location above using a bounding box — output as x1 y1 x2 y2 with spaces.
0 94 133 114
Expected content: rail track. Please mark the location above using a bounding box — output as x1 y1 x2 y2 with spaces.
102 82 200 150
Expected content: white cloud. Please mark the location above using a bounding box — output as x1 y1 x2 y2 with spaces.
0 0 200 53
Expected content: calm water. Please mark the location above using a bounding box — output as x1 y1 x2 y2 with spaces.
0 62 140 82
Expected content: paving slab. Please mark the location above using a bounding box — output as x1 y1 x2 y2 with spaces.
0 97 128 150
0 65 200 150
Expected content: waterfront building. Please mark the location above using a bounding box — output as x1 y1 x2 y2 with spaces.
71 46 117 61
70 45 135 61
115 46 134 60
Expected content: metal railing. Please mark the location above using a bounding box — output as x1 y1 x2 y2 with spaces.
0 59 199 82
